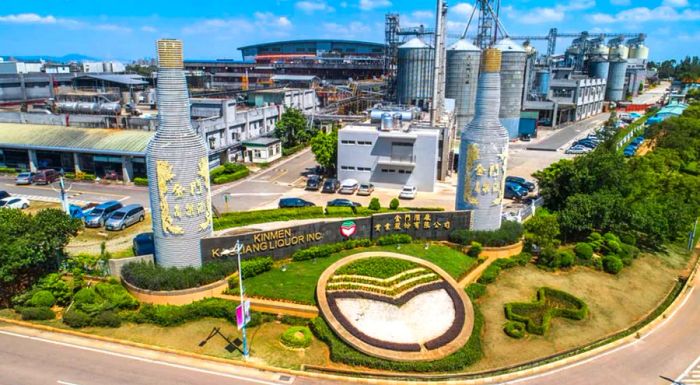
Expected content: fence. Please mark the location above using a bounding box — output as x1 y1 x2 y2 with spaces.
503 196 545 223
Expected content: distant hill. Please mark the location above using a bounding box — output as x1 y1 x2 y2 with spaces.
1 53 101 63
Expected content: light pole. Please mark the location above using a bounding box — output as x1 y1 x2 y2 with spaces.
50 168 72 214
233 240 249 359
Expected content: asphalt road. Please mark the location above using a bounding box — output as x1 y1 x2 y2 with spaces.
0 177 149 207
526 113 610 151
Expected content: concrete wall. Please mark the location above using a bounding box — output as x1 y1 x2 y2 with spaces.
108 254 154 278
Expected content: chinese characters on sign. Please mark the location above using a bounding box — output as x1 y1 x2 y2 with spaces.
373 213 452 234
464 143 508 207
155 157 212 236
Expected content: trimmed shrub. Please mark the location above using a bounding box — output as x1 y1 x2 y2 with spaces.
127 298 238 327
504 287 588 336
214 206 324 230
121 260 238 291
335 257 418 279
0 166 18 174
282 143 305 157
449 221 523 247
511 252 531 266
537 246 559 267
376 233 412 246
587 232 604 251
20 306 55 321
62 309 92 328
559 250 575 268
477 264 501 284
602 255 623 274
94 282 139 310
503 321 526 339
280 326 313 349
133 177 149 186
240 257 273 279
280 315 309 326
467 242 482 258
466 283 487 300
574 242 594 260
309 306 484 372
28 290 56 308
368 197 381 211
93 311 122 328
389 198 400 210
291 239 374 262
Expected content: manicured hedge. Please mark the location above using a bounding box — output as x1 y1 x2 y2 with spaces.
376 233 413 246
476 253 529 285
334 257 418 279
214 206 325 230
280 326 313 349
210 163 250 185
20 306 55 321
574 242 594 260
504 287 588 336
93 311 122 328
28 290 56 308
63 309 93 328
466 283 487 300
503 321 526 339
449 221 523 247
0 167 17 174
602 255 623 274
282 144 305 157
310 306 484 372
121 260 238 291
133 177 149 186
291 239 372 261
228 257 273 289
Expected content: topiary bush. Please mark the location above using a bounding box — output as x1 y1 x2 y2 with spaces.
240 257 273 279
449 221 523 247
280 326 313 349
503 321 526 339
291 239 372 261
121 260 238 291
466 283 487 300
133 177 149 186
477 264 501 284
558 250 575 268
20 306 55 321
602 255 623 274
389 198 400 210
93 311 122 328
467 241 482 258
28 290 56 308
62 309 92 328
94 282 139 310
368 197 380 211
504 287 588 336
574 242 594 260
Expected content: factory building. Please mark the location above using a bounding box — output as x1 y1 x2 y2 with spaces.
239 39 385 62
396 38 435 109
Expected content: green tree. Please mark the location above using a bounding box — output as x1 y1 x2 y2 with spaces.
274 108 312 148
310 128 338 171
368 198 381 211
524 212 561 248
0 209 82 306
390 198 400 210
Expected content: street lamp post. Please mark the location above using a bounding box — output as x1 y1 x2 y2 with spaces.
234 240 249 359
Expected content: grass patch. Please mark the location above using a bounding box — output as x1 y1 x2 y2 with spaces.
334 257 419 279
238 243 477 305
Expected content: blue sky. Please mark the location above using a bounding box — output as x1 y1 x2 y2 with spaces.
0 0 698 61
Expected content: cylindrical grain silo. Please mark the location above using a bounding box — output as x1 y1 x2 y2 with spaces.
146 39 213 268
629 44 649 60
606 59 628 102
396 37 435 109
536 70 550 98
445 38 481 134
494 38 527 139
609 44 629 60
589 58 610 80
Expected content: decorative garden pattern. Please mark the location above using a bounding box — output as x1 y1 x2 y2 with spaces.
316 252 474 361
503 287 589 337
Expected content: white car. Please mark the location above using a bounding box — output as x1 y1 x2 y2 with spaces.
0 197 30 209
566 145 592 155
399 185 417 199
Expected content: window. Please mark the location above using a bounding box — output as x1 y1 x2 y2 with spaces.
254 150 261 158
358 167 371 172
341 140 357 145
358 141 372 145
341 166 356 170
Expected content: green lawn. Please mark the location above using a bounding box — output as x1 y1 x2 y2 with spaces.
237 243 477 305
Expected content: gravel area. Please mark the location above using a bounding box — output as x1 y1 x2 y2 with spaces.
335 288 455 344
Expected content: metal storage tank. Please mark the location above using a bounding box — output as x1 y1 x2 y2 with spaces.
609 44 629 60
396 37 435 109
606 60 628 101
445 38 481 134
589 58 610 80
593 43 609 58
536 70 550 98
494 38 527 139
629 44 649 60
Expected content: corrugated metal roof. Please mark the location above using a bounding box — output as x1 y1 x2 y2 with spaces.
75 74 148 86
238 39 385 50
399 37 430 49
448 39 480 52
494 38 525 53
0 123 153 155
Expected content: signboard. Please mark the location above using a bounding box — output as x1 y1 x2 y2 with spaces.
200 211 471 264
236 300 251 330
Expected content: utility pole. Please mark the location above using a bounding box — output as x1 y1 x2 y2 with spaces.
431 0 447 125
234 240 249 359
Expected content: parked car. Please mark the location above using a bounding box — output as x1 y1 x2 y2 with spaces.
15 172 35 185
84 200 124 228
399 185 417 200
566 145 592 154
338 179 359 194
519 134 532 142
632 136 645 145
575 139 598 149
68 202 97 220
504 182 528 200
305 175 323 190
505 176 536 192
0 191 9 200
33 169 58 185
357 183 375 196
278 197 315 208
0 197 30 209
104 170 121 181
105 204 145 231
327 198 361 207
321 178 340 193
133 232 155 256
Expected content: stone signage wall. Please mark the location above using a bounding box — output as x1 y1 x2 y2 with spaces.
200 211 471 264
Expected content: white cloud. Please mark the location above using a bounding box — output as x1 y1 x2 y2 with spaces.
610 0 631 5
94 24 132 33
183 12 292 36
412 10 434 20
0 13 77 25
295 1 334 14
506 0 595 25
663 0 688 7
141 25 157 33
451 2 476 18
591 5 700 23
340 1 348 8
322 21 372 39
359 0 391 11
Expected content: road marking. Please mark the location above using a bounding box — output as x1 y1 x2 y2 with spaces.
676 355 700 383
500 285 696 384
0 330 284 385
225 193 282 197
266 170 289 182
5 184 128 199
58 381 83 385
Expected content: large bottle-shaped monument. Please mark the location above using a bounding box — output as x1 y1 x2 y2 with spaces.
455 48 509 231
147 39 213 268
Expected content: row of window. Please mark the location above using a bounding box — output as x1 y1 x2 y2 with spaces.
340 140 373 145
340 166 372 172
381 168 412 174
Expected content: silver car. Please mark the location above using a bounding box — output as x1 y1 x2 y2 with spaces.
105 204 145 231
15 172 35 185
